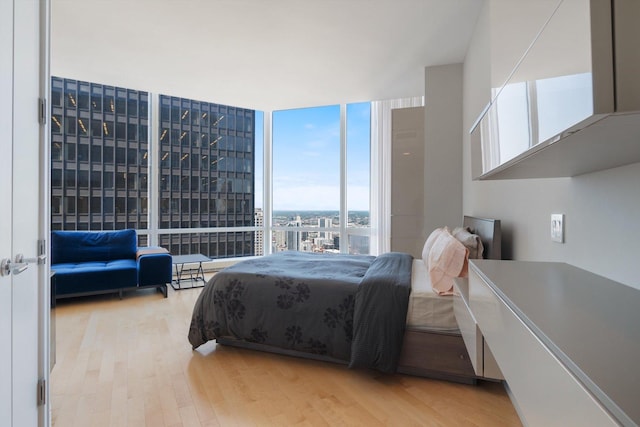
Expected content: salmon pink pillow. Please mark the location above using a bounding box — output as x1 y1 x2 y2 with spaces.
428 228 469 295
421 226 449 269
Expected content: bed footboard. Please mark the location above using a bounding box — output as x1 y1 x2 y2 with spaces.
215 336 348 366
216 330 479 385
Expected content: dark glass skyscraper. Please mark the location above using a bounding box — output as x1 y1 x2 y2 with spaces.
157 95 255 258
50 78 256 258
50 77 149 239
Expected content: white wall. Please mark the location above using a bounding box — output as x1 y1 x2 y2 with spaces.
461 2 640 289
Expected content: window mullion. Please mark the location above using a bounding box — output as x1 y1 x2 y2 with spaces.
527 80 539 148
264 111 273 255
148 92 160 246
340 104 347 254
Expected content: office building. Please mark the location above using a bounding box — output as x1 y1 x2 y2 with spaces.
50 79 256 258
157 95 256 258
254 208 264 256
50 77 150 244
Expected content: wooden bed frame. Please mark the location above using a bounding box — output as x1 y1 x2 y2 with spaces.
217 216 502 384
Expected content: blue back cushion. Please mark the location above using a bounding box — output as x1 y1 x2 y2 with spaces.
51 229 137 264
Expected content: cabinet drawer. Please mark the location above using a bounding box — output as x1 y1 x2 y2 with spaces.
453 289 482 376
453 279 503 380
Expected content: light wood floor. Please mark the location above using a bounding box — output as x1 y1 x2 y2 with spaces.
51 279 522 427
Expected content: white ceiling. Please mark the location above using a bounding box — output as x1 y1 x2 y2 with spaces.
51 0 483 111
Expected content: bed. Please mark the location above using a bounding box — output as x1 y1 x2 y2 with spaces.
188 216 501 384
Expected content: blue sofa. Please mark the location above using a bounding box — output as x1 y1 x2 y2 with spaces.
51 229 171 299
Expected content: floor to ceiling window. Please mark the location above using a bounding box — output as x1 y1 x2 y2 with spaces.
271 103 371 254
346 102 371 254
51 77 262 260
272 105 341 253
51 77 375 259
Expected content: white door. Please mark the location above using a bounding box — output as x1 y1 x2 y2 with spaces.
0 0 14 421
1 0 51 426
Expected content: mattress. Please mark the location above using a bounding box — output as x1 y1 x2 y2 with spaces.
406 259 459 333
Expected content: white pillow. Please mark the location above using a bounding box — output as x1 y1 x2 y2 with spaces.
452 226 484 260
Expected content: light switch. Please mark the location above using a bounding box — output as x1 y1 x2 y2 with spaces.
551 214 564 243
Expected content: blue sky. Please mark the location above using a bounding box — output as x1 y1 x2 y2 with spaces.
254 103 370 211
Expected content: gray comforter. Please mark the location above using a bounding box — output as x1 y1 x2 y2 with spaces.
188 251 413 373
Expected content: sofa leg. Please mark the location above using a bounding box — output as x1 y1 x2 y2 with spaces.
159 285 168 298
119 289 123 300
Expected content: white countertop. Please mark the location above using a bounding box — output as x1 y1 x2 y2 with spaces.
470 260 640 426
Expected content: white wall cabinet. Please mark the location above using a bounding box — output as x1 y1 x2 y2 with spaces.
472 0 640 180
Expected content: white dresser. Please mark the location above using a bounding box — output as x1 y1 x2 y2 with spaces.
456 260 639 427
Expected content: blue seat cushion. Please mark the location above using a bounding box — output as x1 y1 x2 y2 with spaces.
52 259 138 296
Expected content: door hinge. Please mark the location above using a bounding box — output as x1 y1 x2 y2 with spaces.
38 239 46 260
38 98 46 125
37 378 46 406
